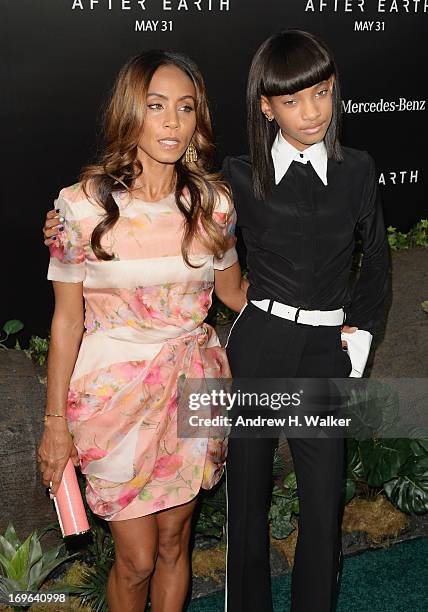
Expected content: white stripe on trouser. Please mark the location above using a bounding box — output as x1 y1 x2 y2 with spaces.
224 303 246 610
225 301 248 349
224 302 248 612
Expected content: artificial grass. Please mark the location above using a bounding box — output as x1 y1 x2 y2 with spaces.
187 537 428 611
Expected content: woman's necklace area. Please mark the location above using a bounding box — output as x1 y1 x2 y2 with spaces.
130 177 177 203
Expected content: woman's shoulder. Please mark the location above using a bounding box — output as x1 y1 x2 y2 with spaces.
57 180 104 220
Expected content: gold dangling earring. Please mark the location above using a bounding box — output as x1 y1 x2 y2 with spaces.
185 142 198 163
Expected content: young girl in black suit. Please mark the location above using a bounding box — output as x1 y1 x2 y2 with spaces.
222 29 389 612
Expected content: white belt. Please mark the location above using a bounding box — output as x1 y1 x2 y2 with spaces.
250 299 345 327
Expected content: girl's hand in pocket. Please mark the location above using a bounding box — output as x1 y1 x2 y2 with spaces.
341 325 358 349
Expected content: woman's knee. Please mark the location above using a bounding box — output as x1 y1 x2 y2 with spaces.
114 550 157 587
158 524 191 565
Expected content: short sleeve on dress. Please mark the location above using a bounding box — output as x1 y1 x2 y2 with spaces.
47 191 87 283
213 190 239 271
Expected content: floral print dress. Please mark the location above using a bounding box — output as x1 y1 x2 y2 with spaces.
47 183 238 521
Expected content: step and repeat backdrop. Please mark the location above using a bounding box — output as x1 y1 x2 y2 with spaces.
2 0 427 341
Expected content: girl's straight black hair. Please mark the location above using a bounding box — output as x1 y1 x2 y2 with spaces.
247 29 344 200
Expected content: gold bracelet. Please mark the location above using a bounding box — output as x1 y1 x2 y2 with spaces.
44 413 66 423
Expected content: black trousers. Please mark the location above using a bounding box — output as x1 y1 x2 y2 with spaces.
225 301 351 612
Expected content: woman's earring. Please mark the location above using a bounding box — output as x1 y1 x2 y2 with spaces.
264 113 274 122
185 142 198 163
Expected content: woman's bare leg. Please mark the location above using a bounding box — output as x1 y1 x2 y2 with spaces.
107 514 159 612
149 497 198 612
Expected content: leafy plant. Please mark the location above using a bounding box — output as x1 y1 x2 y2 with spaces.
213 302 236 326
68 558 112 612
269 471 299 539
345 433 428 513
387 226 409 250
75 470 114 564
0 524 77 608
43 473 116 612
407 218 428 247
24 334 50 366
0 320 24 350
195 481 227 539
383 454 428 513
387 218 428 250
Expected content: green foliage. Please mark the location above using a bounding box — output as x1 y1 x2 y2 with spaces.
387 226 408 250
343 380 428 512
67 559 112 612
383 455 428 513
0 524 77 602
24 334 50 366
75 469 114 564
407 219 428 247
269 471 299 540
43 473 116 612
346 433 428 513
0 320 24 350
387 218 428 250
214 302 236 325
195 481 227 539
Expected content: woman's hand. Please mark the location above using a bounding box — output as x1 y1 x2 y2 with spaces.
37 419 80 495
341 325 358 349
43 209 64 246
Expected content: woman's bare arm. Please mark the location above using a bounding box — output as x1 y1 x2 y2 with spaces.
38 281 84 494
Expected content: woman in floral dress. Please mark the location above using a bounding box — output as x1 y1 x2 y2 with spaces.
38 50 247 611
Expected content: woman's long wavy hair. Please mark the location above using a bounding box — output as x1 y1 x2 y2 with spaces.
81 50 229 266
247 29 344 200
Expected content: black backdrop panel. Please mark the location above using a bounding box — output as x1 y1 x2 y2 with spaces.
2 1 427 340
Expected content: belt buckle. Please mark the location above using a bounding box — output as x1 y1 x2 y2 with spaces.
294 306 302 323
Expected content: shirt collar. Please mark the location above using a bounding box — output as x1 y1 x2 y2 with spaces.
271 129 328 186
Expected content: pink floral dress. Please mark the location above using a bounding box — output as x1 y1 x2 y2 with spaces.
47 182 238 521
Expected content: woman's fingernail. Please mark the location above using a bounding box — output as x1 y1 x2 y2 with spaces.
55 208 61 213
59 226 64 231
59 216 65 223
52 236 57 240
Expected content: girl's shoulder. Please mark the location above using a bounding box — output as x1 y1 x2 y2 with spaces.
339 146 374 170
221 154 253 193
222 153 251 173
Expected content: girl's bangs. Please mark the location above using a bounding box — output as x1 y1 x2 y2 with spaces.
261 47 334 97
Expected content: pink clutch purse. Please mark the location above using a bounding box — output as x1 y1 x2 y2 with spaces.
50 458 91 537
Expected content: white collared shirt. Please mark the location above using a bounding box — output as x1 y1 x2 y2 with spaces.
271 129 328 186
